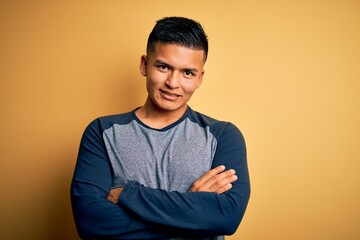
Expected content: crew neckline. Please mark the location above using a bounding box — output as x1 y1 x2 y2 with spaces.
131 106 190 132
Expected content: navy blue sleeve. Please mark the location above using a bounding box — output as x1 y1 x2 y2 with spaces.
70 119 173 240
118 122 251 236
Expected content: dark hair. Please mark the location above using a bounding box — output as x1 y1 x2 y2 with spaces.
147 16 209 62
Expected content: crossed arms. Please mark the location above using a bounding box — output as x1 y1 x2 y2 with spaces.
108 165 237 204
71 119 250 239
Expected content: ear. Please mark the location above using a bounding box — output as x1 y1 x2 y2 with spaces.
196 70 205 88
140 55 147 76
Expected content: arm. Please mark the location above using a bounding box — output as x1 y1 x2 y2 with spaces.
108 165 238 203
70 119 173 239
117 123 251 236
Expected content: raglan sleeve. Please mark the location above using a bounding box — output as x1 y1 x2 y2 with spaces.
70 118 173 240
118 122 251 237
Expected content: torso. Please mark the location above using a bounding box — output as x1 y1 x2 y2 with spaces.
103 109 217 192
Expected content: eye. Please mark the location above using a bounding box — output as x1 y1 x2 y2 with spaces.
158 64 169 71
184 70 194 76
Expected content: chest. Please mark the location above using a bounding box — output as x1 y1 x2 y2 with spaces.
103 120 217 192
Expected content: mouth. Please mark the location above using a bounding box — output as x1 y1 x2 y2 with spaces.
160 90 180 99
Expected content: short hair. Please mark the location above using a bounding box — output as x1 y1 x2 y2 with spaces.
147 16 209 62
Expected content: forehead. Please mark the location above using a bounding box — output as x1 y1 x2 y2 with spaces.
148 43 205 68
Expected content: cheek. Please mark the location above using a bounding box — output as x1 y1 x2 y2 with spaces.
181 80 200 94
146 74 159 91
147 71 167 86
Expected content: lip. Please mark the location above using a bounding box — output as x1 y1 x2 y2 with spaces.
160 90 180 100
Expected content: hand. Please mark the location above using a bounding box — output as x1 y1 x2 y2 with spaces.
107 187 123 204
189 165 238 194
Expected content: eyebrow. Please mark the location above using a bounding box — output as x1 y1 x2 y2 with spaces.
154 60 199 73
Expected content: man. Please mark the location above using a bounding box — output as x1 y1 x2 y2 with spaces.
71 16 250 240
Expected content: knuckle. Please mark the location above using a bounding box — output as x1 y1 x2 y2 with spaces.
208 169 218 176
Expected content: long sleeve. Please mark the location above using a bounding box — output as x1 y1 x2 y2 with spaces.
118 122 251 236
70 119 173 239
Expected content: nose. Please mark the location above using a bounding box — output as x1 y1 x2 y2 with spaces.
165 71 180 89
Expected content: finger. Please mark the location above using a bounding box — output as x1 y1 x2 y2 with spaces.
195 165 226 186
107 188 123 204
206 172 237 192
189 165 226 192
214 183 233 194
191 169 237 193
202 169 236 189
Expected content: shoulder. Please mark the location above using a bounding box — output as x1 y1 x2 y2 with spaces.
187 107 244 141
83 110 135 136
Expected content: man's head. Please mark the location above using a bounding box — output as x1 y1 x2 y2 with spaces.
146 16 208 63
139 17 208 117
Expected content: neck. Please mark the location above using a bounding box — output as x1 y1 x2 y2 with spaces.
135 98 187 129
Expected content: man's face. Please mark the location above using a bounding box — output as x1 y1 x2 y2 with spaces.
140 42 205 114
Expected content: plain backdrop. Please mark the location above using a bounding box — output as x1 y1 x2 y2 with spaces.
0 1 359 239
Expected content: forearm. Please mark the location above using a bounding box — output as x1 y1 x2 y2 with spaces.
71 179 173 239
119 182 242 236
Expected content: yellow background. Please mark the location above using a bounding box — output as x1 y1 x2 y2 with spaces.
1 1 359 239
